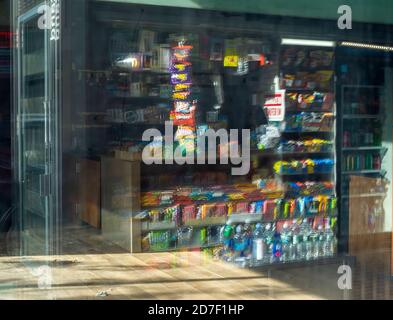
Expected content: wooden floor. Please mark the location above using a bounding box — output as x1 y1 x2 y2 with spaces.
0 227 392 300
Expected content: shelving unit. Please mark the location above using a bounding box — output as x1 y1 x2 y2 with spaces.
82 21 340 264
340 85 386 177
338 83 391 257
268 43 338 261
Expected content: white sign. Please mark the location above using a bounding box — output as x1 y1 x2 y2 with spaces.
37 0 60 41
264 90 286 122
264 90 285 121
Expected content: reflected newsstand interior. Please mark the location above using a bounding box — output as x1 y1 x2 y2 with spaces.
12 0 393 277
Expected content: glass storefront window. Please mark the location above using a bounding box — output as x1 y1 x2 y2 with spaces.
3 0 393 300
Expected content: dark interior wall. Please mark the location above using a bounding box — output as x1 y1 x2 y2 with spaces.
0 0 11 231
0 0 10 27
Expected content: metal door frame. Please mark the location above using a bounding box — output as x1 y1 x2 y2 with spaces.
14 2 60 257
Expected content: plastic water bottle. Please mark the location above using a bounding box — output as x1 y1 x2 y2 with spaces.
317 225 325 258
299 219 312 260
252 223 266 265
243 222 253 259
323 225 336 257
233 225 244 258
310 230 319 259
281 223 292 263
272 232 283 263
291 221 302 261
263 223 274 264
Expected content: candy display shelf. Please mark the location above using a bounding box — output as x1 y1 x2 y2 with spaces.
284 88 331 93
282 130 334 134
275 171 334 176
252 149 334 157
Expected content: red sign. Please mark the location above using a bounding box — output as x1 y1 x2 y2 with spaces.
264 90 286 122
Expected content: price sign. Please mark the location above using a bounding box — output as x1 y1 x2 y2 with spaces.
264 90 286 122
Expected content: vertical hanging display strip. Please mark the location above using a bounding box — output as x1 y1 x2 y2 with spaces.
170 41 197 155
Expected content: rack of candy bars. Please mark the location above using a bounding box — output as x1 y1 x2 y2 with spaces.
169 39 197 155
137 180 338 255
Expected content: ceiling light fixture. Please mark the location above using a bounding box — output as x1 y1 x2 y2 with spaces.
341 41 393 51
281 38 336 47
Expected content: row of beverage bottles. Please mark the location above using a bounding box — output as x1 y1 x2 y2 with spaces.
342 153 381 172
220 218 337 266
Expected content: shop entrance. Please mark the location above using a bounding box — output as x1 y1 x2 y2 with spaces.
16 4 60 256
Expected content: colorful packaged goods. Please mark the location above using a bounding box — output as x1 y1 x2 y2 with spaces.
285 181 335 197
285 112 334 132
182 205 197 223
273 159 334 175
278 139 333 153
286 92 334 111
147 205 181 224
147 231 172 251
172 45 193 62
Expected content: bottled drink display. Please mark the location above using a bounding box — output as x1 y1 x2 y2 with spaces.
220 217 337 266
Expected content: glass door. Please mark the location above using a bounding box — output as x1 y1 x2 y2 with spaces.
16 3 59 256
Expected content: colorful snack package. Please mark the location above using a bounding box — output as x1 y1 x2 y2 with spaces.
171 62 191 73
171 73 191 85
235 202 249 213
183 205 197 223
263 200 276 221
283 74 295 88
172 91 191 101
174 101 192 113
172 45 193 62
175 126 195 140
174 83 192 92
255 201 264 214
172 113 195 127
201 204 216 219
215 203 227 217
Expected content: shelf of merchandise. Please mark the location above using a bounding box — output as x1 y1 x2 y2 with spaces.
342 114 382 120
141 210 337 238
338 85 388 256
139 188 337 232
340 87 386 178
285 108 334 114
283 88 331 93
252 149 334 157
342 169 386 175
110 93 169 101
248 254 354 269
146 243 222 253
275 171 334 177
342 146 387 151
282 130 334 134
262 44 338 266
341 193 386 199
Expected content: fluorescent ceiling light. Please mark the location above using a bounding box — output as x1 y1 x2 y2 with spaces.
341 41 393 51
281 38 336 47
